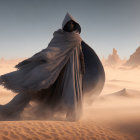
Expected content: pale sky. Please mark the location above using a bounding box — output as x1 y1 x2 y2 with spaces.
0 0 140 59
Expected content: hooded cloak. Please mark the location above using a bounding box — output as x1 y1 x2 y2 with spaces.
0 13 85 114
0 13 105 115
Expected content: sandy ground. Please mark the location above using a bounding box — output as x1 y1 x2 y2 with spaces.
0 60 140 140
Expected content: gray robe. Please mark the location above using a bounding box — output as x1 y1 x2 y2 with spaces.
0 13 105 120
0 28 83 113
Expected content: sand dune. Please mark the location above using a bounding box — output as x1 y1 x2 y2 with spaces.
0 59 140 140
0 120 135 140
101 88 140 98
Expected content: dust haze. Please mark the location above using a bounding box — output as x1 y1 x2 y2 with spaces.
0 56 140 140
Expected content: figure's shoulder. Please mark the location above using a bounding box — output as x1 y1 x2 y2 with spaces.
53 28 64 35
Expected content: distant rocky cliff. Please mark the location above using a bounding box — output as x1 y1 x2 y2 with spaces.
124 46 140 67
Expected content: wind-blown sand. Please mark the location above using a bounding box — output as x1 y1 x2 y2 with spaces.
0 59 140 140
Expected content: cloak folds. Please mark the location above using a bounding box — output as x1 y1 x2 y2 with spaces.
0 29 82 95
0 28 84 116
0 13 105 119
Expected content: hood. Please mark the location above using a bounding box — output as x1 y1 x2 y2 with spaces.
62 12 81 34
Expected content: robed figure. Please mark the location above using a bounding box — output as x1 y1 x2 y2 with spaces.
0 13 105 121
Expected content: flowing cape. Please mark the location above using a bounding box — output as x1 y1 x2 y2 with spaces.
0 29 82 94
82 41 105 99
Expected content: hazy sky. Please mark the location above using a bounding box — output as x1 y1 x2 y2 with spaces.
0 0 140 59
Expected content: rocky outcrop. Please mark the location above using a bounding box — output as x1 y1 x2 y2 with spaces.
124 46 140 67
107 48 121 64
